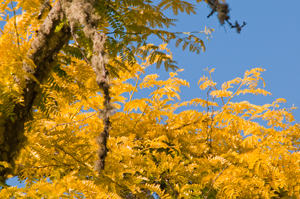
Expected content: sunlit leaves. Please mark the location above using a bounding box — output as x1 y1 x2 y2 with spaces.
0 0 300 198
158 0 197 15
3 58 300 198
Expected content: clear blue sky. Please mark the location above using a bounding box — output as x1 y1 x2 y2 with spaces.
3 0 300 188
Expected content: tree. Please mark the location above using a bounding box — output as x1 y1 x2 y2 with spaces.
1 0 300 198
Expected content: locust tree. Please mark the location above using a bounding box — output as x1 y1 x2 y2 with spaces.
1 0 300 198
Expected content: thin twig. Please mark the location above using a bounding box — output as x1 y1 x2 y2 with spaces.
103 171 123 188
212 80 244 129
165 178 179 198
129 71 142 102
46 113 96 134
173 118 202 131
209 95 216 147
106 30 207 35
133 86 161 129
208 72 224 105
17 163 73 169
10 1 20 50
133 99 151 129
204 165 228 199
206 0 218 18
206 87 212 148
70 25 91 66
187 170 195 181
55 145 96 179
206 86 216 148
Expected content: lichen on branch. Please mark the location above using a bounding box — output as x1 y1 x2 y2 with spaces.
62 0 112 173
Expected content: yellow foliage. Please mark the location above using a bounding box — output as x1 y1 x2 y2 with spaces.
3 60 298 198
0 0 300 199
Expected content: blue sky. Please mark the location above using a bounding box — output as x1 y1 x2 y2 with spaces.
143 1 300 120
3 0 300 189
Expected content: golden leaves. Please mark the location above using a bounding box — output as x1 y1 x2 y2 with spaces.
0 0 299 198
3 62 300 198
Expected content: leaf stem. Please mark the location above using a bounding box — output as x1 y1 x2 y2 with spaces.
45 113 96 134
212 80 244 128
129 71 142 102
70 25 91 66
10 1 20 50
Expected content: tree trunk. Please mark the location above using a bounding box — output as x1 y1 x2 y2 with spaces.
0 0 71 182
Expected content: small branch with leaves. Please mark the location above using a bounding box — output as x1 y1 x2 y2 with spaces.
165 178 179 198
45 113 96 134
10 1 20 50
70 25 91 66
203 165 228 199
17 163 73 169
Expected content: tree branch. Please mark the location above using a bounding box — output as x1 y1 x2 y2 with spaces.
0 0 71 181
45 113 96 134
